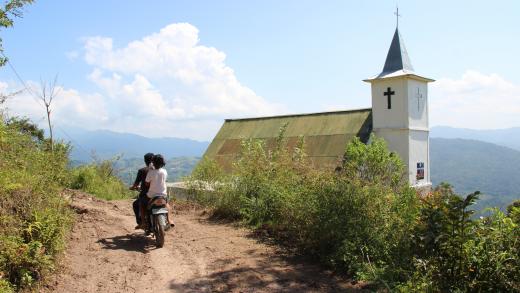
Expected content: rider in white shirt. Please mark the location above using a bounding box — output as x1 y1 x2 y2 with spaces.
145 154 174 227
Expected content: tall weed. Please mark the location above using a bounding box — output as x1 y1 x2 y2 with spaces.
188 132 419 279
0 118 72 291
188 129 519 291
69 159 132 200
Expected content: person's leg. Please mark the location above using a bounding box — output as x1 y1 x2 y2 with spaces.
139 196 148 229
132 199 141 225
166 202 174 227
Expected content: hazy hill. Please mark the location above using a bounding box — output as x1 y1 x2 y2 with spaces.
58 127 520 210
55 128 210 162
114 156 200 184
431 126 520 151
430 137 520 210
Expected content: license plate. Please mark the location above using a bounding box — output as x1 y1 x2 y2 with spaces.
152 208 168 215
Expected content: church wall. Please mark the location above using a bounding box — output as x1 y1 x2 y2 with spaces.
408 130 430 186
370 79 408 129
407 79 429 129
373 128 410 174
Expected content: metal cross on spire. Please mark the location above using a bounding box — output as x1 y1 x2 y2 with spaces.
394 6 401 28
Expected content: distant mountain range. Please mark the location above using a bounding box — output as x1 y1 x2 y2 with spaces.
430 138 520 211
55 128 210 162
431 126 520 151
60 126 519 210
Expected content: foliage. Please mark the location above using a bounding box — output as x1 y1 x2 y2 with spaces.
186 156 225 207
507 199 520 225
399 184 519 292
188 130 520 291
0 118 72 291
5 117 44 142
189 132 419 279
69 158 132 200
343 136 405 189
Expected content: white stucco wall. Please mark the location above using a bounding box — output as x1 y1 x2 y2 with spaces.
373 128 410 176
407 79 429 129
371 79 408 129
408 130 430 186
369 75 432 188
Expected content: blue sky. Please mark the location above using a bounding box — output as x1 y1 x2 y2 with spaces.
1 1 520 140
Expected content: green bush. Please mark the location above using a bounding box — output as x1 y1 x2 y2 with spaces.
188 129 519 291
403 185 519 292
0 279 14 293
186 156 224 207
0 118 72 291
189 132 419 279
507 199 520 225
69 159 132 200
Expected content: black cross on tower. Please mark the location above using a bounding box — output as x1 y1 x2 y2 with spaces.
383 87 395 109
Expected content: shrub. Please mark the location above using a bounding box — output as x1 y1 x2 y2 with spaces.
405 184 519 292
507 199 520 225
186 156 224 207
69 159 132 200
188 132 420 284
0 118 72 291
188 129 519 291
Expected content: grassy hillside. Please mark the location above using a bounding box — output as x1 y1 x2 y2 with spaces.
0 118 72 292
431 138 520 210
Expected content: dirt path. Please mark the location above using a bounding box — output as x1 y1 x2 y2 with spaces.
44 192 365 293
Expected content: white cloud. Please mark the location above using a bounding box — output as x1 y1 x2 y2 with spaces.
81 22 280 138
3 23 280 140
65 50 79 60
430 70 520 129
3 81 109 129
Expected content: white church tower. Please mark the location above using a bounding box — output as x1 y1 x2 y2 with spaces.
364 26 434 189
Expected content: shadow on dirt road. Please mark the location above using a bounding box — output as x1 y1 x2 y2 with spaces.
97 233 156 253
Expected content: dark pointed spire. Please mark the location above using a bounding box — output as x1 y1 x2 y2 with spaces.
381 28 414 75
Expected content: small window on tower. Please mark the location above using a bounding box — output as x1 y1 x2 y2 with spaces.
416 162 425 180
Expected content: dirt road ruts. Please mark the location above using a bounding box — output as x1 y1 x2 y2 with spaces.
44 192 367 293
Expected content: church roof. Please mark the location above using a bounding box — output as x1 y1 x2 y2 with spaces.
202 108 373 172
381 28 414 75
364 28 434 82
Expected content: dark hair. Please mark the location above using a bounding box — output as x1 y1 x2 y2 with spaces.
144 153 154 165
152 154 165 169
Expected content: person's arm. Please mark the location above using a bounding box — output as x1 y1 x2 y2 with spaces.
160 169 168 194
130 169 144 190
144 169 152 189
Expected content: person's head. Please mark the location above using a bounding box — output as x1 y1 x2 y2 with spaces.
144 153 154 166
152 154 166 169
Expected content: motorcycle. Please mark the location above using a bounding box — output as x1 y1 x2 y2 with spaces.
130 187 170 248
146 195 170 248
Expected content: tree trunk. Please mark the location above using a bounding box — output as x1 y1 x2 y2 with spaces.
46 105 53 152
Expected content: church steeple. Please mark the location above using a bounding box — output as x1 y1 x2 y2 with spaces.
381 28 414 75
363 18 435 189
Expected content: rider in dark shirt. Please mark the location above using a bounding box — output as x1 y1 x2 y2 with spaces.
131 153 154 228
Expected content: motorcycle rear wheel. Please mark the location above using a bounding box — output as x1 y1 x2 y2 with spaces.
154 214 166 248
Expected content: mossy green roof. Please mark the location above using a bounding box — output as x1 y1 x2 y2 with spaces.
203 108 373 172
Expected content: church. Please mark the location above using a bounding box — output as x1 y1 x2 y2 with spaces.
201 26 433 189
